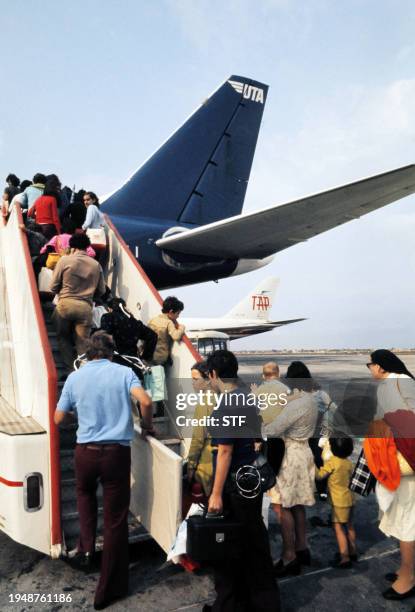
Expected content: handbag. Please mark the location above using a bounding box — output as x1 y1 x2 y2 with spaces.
229 453 276 499
186 512 243 562
397 450 414 476
349 449 376 496
38 267 53 293
86 227 106 247
46 252 61 270
143 365 167 402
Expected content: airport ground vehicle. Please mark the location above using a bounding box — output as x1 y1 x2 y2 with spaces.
187 330 230 357
0 205 199 558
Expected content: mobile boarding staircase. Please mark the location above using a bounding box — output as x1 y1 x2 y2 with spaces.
0 205 200 558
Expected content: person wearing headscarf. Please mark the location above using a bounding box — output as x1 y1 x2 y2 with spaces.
367 349 415 601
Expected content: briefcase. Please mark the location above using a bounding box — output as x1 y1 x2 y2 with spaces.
186 514 243 562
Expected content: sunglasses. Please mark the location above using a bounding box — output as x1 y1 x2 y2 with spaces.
366 362 376 369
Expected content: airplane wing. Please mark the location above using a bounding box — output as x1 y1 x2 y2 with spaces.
156 165 415 259
198 318 306 340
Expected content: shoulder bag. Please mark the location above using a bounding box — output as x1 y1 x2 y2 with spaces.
229 453 276 499
349 449 376 496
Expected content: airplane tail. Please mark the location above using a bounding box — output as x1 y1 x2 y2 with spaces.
225 277 279 322
103 76 268 225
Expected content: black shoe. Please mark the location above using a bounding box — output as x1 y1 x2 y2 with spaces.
330 558 352 570
382 586 415 600
274 558 301 577
94 593 127 610
202 606 213 612
333 551 358 563
385 572 398 582
296 548 311 566
64 551 95 573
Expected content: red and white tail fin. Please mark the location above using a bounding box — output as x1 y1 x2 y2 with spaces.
225 277 279 322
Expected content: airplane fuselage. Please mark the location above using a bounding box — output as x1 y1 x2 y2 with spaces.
110 214 269 290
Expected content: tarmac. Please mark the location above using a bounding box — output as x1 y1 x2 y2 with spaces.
1 352 415 612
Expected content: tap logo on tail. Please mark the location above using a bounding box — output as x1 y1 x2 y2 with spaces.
252 294 271 311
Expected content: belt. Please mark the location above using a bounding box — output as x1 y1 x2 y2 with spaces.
78 443 123 451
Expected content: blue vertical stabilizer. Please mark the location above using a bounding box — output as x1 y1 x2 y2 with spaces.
103 75 268 225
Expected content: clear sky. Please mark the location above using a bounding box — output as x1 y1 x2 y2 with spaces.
1 0 414 350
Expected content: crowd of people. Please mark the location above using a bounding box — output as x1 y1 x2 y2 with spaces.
184 351 415 611
52 340 415 611
3 172 415 610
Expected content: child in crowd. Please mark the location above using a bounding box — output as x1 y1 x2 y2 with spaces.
315 437 356 568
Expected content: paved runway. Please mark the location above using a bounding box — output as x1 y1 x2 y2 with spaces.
1 353 415 612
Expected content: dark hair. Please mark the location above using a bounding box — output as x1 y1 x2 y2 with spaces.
20 179 32 191
162 296 184 314
84 191 99 207
108 297 127 312
69 233 91 250
61 218 76 234
74 189 86 204
370 349 415 380
191 361 209 379
207 350 238 380
6 174 19 187
285 361 316 392
329 437 354 459
85 331 115 360
33 173 46 184
46 173 61 184
44 175 62 198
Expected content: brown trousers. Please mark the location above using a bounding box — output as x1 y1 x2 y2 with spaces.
53 298 92 369
75 444 131 606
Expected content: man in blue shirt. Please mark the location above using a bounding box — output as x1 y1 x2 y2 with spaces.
54 331 153 610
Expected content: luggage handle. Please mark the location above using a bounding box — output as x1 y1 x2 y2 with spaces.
205 511 226 520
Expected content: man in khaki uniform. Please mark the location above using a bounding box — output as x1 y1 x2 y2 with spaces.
51 233 105 370
148 296 185 365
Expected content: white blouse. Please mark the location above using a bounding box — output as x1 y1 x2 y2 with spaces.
376 373 415 419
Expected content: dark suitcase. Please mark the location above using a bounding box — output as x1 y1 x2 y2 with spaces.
186 514 243 562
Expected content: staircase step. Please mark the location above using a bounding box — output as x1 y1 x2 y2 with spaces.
61 483 103 509
151 415 172 436
63 512 149 553
161 438 181 454
60 449 75 474
63 508 104 540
